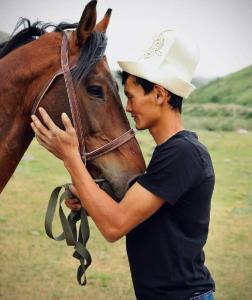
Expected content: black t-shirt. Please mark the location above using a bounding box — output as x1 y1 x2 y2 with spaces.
126 130 215 300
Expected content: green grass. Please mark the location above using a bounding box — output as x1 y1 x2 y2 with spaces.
182 102 252 131
1 131 252 300
188 65 252 107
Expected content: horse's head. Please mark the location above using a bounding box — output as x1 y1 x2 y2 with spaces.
36 0 145 200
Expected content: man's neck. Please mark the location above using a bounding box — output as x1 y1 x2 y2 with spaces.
149 110 184 145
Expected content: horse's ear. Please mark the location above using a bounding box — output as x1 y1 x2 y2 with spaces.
76 0 97 47
96 8 112 33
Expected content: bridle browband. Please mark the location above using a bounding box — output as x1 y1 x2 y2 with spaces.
31 30 135 165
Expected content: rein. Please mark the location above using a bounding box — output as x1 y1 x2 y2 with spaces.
31 30 135 285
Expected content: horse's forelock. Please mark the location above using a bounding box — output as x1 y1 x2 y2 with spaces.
72 31 108 83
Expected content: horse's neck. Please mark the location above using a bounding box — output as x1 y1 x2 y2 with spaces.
0 35 61 193
0 114 34 193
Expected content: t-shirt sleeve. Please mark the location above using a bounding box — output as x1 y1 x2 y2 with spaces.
137 139 203 205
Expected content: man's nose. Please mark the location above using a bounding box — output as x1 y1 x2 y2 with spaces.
126 100 131 112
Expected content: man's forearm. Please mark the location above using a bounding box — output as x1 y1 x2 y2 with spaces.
64 154 123 242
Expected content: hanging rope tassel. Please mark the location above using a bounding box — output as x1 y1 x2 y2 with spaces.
44 184 91 285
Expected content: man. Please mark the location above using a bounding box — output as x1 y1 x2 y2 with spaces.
31 29 215 300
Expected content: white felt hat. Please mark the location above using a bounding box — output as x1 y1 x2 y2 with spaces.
118 30 199 98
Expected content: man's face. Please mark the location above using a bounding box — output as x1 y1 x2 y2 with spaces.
124 75 159 130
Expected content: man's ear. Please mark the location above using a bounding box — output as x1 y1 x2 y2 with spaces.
154 85 169 105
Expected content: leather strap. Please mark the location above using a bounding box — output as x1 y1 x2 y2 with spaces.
61 32 87 164
31 70 64 116
85 128 135 161
45 184 91 285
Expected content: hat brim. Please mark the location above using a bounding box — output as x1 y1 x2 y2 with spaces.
118 61 195 99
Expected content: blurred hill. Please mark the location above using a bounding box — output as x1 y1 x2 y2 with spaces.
191 76 215 88
184 65 252 130
189 65 252 107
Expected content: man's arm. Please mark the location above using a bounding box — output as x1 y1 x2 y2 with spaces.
64 151 164 242
31 108 165 242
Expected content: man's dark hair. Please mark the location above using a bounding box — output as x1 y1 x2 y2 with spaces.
119 71 183 113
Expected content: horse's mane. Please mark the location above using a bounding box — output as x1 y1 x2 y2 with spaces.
0 18 78 59
0 18 108 82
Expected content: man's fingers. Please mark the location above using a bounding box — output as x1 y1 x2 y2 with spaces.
65 198 80 205
38 107 58 131
65 198 82 211
31 122 50 145
30 121 39 136
35 133 52 150
31 116 50 137
35 134 45 146
69 184 79 198
61 112 74 132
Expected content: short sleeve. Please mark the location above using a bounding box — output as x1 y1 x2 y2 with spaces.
137 138 203 205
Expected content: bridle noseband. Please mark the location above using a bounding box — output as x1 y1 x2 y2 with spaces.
32 30 135 165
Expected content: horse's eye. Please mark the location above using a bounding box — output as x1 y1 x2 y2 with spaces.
86 85 104 99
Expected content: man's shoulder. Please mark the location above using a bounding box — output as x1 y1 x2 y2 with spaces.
156 130 201 156
153 130 213 174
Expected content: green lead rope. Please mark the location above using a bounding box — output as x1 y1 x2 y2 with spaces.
44 184 91 285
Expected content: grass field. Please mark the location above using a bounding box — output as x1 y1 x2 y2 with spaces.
0 130 252 300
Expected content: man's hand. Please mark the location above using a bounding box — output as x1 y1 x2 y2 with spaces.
65 184 82 211
65 198 82 211
31 107 80 162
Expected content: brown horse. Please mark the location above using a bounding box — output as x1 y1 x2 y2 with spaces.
0 0 145 199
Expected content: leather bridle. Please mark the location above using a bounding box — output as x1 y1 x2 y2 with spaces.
31 30 135 165
31 30 136 286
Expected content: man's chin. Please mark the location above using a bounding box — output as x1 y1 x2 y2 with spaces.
135 123 146 131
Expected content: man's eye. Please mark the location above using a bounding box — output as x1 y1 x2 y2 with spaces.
86 85 104 99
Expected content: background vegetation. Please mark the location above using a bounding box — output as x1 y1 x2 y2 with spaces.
184 65 252 131
1 130 252 300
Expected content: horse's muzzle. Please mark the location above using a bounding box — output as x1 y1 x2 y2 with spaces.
95 173 142 202
95 178 118 200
